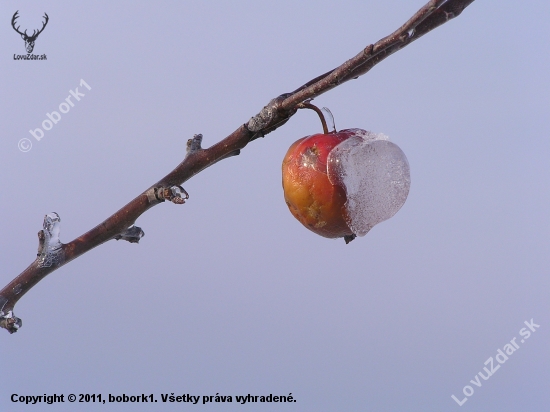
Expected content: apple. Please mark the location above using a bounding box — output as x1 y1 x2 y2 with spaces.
282 127 411 242
282 130 358 239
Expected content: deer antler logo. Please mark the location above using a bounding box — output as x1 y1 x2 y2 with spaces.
11 11 49 54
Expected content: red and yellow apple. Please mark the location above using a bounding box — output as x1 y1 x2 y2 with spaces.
282 130 358 239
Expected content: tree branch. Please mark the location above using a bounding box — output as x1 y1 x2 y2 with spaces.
0 0 475 334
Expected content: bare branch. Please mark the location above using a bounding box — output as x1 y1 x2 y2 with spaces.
0 0 475 333
282 0 475 109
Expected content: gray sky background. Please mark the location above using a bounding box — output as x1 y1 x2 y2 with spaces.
1 1 549 411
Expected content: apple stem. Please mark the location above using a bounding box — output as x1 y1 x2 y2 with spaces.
297 102 330 134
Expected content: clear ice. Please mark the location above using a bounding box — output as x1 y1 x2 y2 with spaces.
115 226 145 243
322 107 336 132
327 130 410 236
37 212 64 268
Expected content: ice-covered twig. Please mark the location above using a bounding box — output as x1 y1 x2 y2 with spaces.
37 213 64 268
0 0 475 333
186 133 240 168
114 226 145 243
0 308 22 335
186 134 203 155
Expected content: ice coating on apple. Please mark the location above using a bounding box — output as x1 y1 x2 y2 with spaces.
327 129 410 236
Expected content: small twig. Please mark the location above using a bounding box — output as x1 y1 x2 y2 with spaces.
0 0 475 333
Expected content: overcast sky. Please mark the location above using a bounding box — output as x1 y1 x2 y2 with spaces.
1 1 549 411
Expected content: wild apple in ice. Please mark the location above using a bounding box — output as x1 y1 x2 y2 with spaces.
282 128 411 242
